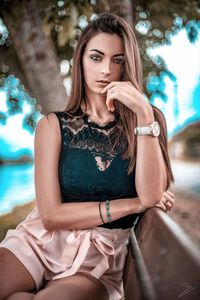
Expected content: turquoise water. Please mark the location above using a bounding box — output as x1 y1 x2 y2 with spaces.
0 162 35 215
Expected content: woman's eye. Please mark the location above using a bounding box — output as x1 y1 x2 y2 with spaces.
113 58 124 64
90 55 102 61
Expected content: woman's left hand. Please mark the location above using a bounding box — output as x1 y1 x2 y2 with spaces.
155 190 175 212
100 81 148 114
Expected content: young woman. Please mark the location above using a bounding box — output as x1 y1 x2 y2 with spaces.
0 12 174 300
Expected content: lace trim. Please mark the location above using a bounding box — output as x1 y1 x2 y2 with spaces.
69 138 117 156
61 116 88 135
59 113 125 171
60 114 119 137
87 115 115 127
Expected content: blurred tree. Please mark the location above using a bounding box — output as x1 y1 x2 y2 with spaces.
0 0 67 114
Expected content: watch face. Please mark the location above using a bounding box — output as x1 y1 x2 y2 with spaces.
152 122 160 136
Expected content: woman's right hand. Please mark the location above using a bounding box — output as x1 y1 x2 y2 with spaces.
155 190 175 212
132 190 175 214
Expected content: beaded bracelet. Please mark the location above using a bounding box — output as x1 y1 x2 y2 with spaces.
99 202 105 224
106 200 112 223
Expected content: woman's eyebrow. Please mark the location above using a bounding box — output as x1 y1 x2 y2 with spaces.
89 49 124 57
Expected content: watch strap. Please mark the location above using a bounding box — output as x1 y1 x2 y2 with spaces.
134 126 151 135
134 121 160 137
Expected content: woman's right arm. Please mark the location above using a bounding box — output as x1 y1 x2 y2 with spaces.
34 113 146 231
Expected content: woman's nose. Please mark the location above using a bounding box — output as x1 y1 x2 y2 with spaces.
100 60 111 74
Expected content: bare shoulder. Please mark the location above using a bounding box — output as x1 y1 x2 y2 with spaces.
36 112 59 130
35 112 61 145
36 112 60 134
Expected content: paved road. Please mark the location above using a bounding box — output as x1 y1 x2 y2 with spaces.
171 160 200 198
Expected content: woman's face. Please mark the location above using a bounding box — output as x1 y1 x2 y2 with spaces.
82 32 124 95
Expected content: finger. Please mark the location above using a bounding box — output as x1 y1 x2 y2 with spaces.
100 81 119 94
163 202 172 211
166 190 175 197
155 202 167 211
162 191 175 202
156 201 166 209
155 204 162 209
163 193 175 204
106 99 115 111
163 191 174 197
163 198 174 210
156 198 172 211
106 91 116 111
165 201 173 210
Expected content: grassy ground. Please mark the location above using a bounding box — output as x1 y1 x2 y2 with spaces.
0 200 36 241
0 192 200 250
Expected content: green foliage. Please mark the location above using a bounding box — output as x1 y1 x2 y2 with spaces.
40 0 93 60
0 75 40 133
22 111 39 133
0 112 7 125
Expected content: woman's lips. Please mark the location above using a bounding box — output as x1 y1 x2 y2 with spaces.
96 80 110 86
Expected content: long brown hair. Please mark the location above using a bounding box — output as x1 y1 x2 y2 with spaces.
65 12 174 188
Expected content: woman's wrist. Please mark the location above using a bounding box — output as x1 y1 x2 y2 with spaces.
133 99 154 126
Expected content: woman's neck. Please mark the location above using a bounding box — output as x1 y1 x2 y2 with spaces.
81 94 114 121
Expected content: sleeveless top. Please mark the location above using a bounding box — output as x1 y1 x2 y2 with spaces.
54 107 140 229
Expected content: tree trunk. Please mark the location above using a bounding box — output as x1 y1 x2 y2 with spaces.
0 43 28 88
107 0 134 26
0 0 67 114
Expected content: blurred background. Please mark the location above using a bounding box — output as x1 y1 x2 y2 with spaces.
0 0 199 245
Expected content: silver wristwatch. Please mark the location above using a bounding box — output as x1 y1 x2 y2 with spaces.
134 121 160 137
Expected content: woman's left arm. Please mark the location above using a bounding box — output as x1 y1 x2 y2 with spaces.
101 81 168 208
134 103 167 208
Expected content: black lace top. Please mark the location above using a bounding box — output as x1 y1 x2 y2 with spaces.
54 107 140 229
